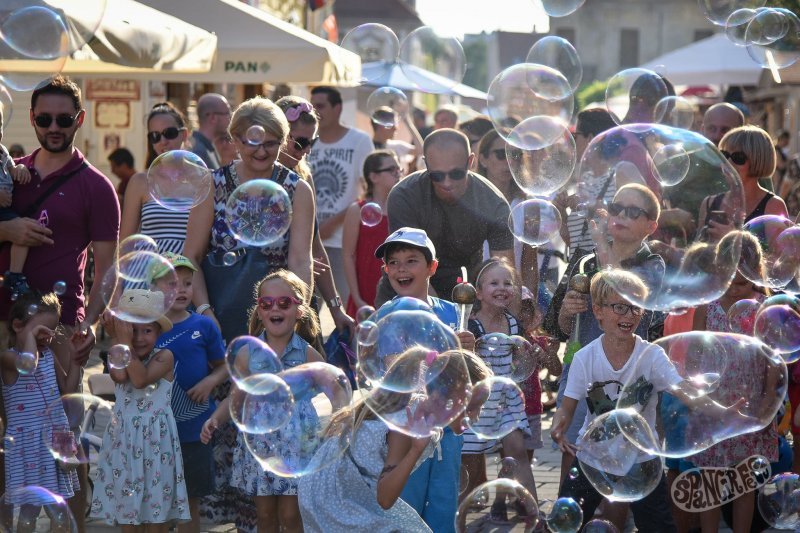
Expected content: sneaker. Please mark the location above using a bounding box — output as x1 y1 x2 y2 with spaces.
3 271 29 300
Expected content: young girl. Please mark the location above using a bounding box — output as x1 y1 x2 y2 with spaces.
298 348 493 532
462 258 538 503
201 270 323 533
91 290 189 530
342 150 400 316
1 292 80 531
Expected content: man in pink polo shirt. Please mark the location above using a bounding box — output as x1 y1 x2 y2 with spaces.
0 75 119 527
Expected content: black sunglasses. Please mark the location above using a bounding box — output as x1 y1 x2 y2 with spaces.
33 113 79 129
604 303 644 317
290 135 318 151
375 165 401 175
721 150 748 166
608 202 652 220
147 127 186 144
427 168 468 183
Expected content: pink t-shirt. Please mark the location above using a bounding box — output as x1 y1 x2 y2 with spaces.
0 148 119 325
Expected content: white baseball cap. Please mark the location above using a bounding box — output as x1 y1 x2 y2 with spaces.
374 227 437 262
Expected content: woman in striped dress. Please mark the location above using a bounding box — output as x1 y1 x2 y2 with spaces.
120 102 191 254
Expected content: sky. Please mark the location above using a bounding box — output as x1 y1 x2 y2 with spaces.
415 0 549 39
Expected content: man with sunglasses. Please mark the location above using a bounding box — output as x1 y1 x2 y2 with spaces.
376 129 514 304
0 75 119 529
190 93 231 170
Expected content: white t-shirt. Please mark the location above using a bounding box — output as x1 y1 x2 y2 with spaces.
565 335 682 472
308 127 374 248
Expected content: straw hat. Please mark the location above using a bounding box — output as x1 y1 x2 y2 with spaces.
117 289 173 332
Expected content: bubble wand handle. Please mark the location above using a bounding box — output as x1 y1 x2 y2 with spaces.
566 273 590 362
452 266 477 333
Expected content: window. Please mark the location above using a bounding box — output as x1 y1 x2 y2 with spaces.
555 27 576 45
619 29 639 69
694 29 714 42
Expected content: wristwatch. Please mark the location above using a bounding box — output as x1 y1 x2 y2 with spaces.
328 296 343 309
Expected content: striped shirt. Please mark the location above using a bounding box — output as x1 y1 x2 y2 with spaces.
139 201 189 254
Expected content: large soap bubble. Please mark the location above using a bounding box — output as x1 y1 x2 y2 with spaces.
757 472 800 529
118 233 158 257
541 0 586 17
698 0 766 25
340 23 399 82
225 179 292 247
475 333 539 383
654 96 696 130
606 69 669 127
147 150 212 212
725 8 759 45
100 252 178 324
462 376 526 440
398 26 466 93
507 121 576 196
44 393 115 468
366 87 408 128
740 215 800 292
224 335 283 391
0 485 77 532
526 36 582 91
745 8 800 69
243 362 353 478
508 198 562 247
753 294 800 358
455 479 539 532
618 331 786 458
229 373 294 434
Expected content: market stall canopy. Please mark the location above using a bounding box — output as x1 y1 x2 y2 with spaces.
0 0 217 76
640 33 762 86
361 61 488 99
138 0 361 85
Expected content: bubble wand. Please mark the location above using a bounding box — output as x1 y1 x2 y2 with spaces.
452 266 476 333
564 272 590 365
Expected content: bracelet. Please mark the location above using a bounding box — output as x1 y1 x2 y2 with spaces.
328 296 342 309
196 304 212 315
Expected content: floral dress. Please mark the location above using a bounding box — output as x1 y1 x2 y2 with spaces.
691 295 778 468
90 353 190 525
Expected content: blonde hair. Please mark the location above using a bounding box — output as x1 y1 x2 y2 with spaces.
590 268 649 306
614 183 661 221
719 125 776 179
229 96 289 148
247 270 320 343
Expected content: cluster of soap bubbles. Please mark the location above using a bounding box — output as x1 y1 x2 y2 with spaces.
225 336 354 477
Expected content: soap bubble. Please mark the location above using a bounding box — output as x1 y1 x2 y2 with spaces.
356 320 378 346
147 150 212 212
654 96 696 130
229 373 294 434
606 69 669 127
508 198 562 246
340 23 400 81
225 179 292 247
25 304 38 317
699 0 766 25
754 294 800 357
526 36 582 91
44 393 114 467
366 87 408 128
577 409 664 502
223 251 238 266
618 331 787 458
463 376 526 440
541 0 586 17
100 252 178 323
487 63 574 149
363 348 471 438
118 234 158 257
0 60 68 92
356 305 375 324
360 202 384 227
53 281 67 296
507 121 576 196
399 26 466 93
746 7 791 45
545 497 583 533
0 485 77 532
357 309 460 389
568 466 579 480
244 125 266 146
224 336 283 391
652 143 691 186
745 8 800 69
757 472 800 529
740 215 800 292
15 351 37 375
475 333 540 383
583 519 620 532
244 362 353 478
455 479 538 532
726 8 759 45
107 344 131 370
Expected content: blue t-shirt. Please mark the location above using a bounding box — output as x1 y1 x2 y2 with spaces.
373 296 459 328
156 313 225 442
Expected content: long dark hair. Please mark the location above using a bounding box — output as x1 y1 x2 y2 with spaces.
363 150 397 200
145 102 188 168
476 129 524 201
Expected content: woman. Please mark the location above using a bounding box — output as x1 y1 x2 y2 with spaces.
184 96 315 341
119 102 191 253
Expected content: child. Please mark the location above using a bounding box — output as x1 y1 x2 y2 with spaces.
91 290 190 530
461 257 538 503
551 269 751 531
151 252 228 533
201 269 323 533
370 227 475 531
544 183 665 483
342 150 399 316
0 105 32 298
298 348 493 532
1 291 80 531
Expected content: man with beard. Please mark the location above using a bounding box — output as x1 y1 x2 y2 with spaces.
0 75 119 529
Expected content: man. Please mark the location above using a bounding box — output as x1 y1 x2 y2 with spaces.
413 107 433 139
307 86 373 305
0 75 119 529
376 129 514 305
433 106 458 130
190 92 231 170
702 102 745 146
107 147 136 202
371 107 423 175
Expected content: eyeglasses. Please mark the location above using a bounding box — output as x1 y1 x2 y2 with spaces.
608 202 653 220
147 127 186 144
33 113 79 129
241 138 282 151
603 303 644 317
290 135 318 151
258 295 301 310
427 168 468 183
721 150 748 166
375 165 401 175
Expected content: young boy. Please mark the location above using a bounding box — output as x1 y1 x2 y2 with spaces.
372 227 475 533
151 252 228 533
551 269 749 531
0 105 32 298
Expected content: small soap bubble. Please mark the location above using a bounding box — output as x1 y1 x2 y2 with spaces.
356 320 378 346
340 24 400 81
507 198 562 246
583 518 620 532
26 304 38 317
223 251 238 267
568 466 579 480
360 202 384 227
653 144 691 186
547 497 583 532
14 351 37 375
399 27 466 93
526 35 582 91
107 344 131 370
53 281 67 296
244 125 267 146
356 305 375 324
366 87 408 128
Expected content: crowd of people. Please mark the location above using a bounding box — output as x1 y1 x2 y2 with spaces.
0 73 796 533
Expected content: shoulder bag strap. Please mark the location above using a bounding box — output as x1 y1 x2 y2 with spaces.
20 162 88 219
